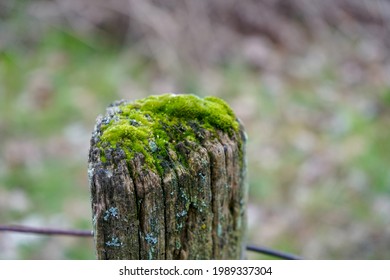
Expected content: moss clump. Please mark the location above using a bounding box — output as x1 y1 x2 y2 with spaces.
97 93 240 174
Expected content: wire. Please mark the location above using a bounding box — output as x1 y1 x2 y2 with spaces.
0 225 93 237
246 244 302 260
0 224 303 259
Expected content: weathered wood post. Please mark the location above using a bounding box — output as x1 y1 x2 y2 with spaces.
88 94 247 259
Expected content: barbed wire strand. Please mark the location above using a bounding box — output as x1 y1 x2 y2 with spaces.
0 224 302 260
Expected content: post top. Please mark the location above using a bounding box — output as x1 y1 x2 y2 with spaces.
93 93 240 174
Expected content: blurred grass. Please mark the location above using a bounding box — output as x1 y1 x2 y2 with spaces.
1 6 390 259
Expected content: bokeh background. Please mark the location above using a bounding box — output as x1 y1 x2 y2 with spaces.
1 0 390 259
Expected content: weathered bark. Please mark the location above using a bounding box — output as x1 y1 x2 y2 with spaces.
88 95 247 259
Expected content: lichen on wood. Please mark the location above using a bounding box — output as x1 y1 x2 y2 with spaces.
88 93 247 259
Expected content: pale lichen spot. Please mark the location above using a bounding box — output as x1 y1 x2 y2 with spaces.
145 233 158 245
104 207 119 221
105 236 122 247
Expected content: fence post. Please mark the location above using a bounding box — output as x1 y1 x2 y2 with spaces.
88 94 247 259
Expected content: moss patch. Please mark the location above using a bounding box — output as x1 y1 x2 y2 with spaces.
97 93 240 174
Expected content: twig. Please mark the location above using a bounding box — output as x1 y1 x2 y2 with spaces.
0 225 92 237
0 224 303 259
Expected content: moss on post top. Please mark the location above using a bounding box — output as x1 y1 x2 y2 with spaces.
96 93 240 174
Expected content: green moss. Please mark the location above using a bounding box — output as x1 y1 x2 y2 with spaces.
97 94 240 174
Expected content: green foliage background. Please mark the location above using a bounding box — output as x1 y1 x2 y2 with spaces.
1 0 390 259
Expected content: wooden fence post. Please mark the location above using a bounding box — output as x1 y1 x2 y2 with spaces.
88 94 247 259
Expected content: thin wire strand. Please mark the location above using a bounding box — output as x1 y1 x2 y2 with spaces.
0 224 303 259
246 244 302 260
0 225 93 237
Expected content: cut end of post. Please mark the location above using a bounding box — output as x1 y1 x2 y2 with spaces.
90 93 242 175
89 93 247 260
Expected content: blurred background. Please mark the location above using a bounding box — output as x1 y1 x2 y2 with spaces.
1 0 390 259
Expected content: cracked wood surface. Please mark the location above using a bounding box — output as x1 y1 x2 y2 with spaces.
89 100 247 260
